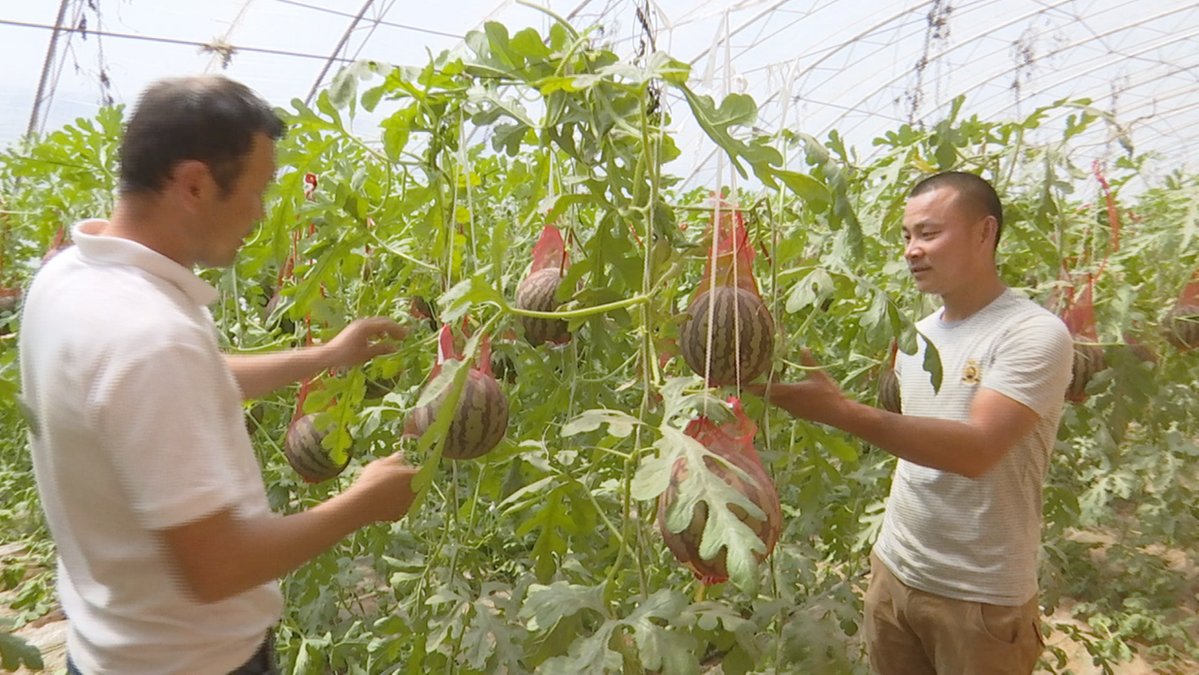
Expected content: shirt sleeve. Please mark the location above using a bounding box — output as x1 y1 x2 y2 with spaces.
90 340 243 531
981 313 1074 417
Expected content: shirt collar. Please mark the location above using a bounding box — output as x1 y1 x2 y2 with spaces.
72 219 220 306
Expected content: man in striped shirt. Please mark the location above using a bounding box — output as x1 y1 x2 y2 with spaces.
752 172 1073 674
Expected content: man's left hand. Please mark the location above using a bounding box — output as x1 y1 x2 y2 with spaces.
324 317 409 369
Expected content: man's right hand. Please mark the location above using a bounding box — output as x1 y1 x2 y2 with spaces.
351 452 420 523
162 451 423 604
745 350 849 425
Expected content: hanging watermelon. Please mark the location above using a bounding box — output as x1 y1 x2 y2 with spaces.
514 224 572 347
404 324 510 460
1060 280 1107 403
678 201 775 387
657 398 782 586
1163 270 1199 351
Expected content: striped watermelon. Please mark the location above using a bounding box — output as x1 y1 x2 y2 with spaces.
1058 283 1107 403
283 414 350 483
878 368 901 413
1122 331 1157 364
679 286 775 386
877 340 901 413
658 456 781 584
1163 304 1199 351
657 401 781 585
0 287 20 314
406 369 509 460
1163 272 1199 351
1066 342 1106 403
515 268 571 346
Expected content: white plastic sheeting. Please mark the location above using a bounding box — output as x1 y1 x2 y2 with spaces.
3 1 1196 183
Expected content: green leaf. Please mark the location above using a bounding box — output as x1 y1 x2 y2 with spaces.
510 27 550 60
530 492 570 583
786 267 834 314
658 377 732 426
462 597 525 671
561 408 640 438
630 451 674 501
415 360 463 408
0 632 44 671
484 21 519 69
314 90 344 129
684 600 755 634
491 122 529 156
619 589 698 673
538 74 602 95
467 85 538 130
361 84 385 112
380 108 413 162
675 86 760 177
537 620 621 675
771 169 832 208
328 69 358 115
858 288 888 334
509 484 584 583
695 91 757 128
291 240 354 311
624 588 686 625
293 637 312 674
919 331 943 393
437 274 505 322
631 624 698 674
680 600 760 667
644 51 691 86
544 193 606 226
424 589 471 655
519 582 607 632
498 476 555 514
407 352 474 505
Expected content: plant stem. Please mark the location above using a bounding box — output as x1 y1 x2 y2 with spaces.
504 293 650 320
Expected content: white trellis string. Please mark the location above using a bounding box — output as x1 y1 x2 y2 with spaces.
460 107 478 265
724 6 743 398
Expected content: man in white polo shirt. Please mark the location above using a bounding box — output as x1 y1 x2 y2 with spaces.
19 76 421 674
751 172 1074 674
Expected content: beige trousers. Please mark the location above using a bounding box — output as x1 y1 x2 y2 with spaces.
864 554 1044 675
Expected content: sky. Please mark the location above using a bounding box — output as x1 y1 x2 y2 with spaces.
1 0 511 140
2 0 1197 189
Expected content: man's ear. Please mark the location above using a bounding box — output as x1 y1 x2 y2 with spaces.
980 215 999 247
167 160 214 213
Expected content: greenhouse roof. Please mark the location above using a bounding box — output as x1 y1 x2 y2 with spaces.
3 0 1197 186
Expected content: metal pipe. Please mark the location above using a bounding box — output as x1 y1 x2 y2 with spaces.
26 0 72 139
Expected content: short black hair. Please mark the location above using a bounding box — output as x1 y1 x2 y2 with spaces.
909 171 1004 247
119 75 284 197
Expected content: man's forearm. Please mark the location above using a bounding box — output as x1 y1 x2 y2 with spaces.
225 347 333 400
816 399 1004 478
164 490 376 603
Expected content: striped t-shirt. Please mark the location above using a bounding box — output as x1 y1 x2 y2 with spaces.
872 288 1073 606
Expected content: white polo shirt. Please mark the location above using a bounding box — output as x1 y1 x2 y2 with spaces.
872 289 1074 606
18 220 282 674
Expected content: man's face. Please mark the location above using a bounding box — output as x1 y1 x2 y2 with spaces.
196 133 276 267
901 187 994 298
